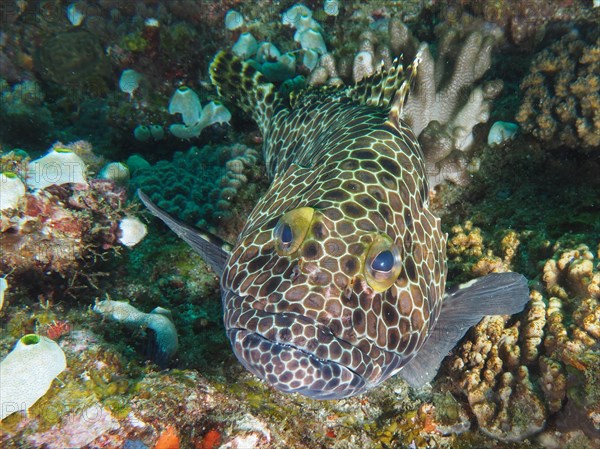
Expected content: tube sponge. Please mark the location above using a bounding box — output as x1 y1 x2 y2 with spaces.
119 69 142 99
93 299 178 368
169 101 231 139
0 172 26 211
168 86 202 126
26 148 87 190
1 334 67 420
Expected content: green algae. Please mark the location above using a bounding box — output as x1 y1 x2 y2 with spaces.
121 32 148 52
160 22 199 57
433 392 461 425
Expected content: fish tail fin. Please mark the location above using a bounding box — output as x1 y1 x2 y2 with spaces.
210 51 277 134
387 46 422 129
399 272 530 388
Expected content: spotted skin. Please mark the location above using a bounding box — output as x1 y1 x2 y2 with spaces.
209 51 448 399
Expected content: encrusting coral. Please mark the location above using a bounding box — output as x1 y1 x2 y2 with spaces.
516 26 600 152
447 243 600 443
131 142 262 233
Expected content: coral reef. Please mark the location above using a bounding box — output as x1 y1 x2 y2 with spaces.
446 243 600 443
449 0 596 46
218 4 503 187
0 142 142 299
0 1 599 448
516 26 599 152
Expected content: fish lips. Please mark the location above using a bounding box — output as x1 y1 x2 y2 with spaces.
224 296 376 399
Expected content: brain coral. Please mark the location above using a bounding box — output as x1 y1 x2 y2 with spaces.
516 27 600 152
447 243 600 443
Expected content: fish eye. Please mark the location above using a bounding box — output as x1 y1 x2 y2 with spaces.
371 250 394 272
281 224 293 244
364 235 402 292
274 207 315 256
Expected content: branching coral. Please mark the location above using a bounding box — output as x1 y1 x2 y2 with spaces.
398 16 503 187
447 243 600 443
446 221 521 280
516 27 600 152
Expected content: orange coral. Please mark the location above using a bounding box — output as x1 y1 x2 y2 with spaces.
196 429 221 449
155 426 180 449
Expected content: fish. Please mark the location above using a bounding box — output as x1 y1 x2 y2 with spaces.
138 51 530 399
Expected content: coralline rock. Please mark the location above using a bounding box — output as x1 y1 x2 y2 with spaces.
447 243 600 443
0 144 134 281
516 27 600 153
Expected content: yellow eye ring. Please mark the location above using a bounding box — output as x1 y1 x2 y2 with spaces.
364 234 402 292
273 207 315 256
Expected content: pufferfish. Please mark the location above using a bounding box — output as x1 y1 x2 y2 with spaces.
139 51 529 399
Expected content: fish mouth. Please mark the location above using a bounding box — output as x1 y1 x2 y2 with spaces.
224 294 378 399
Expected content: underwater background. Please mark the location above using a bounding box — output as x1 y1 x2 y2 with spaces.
0 0 599 448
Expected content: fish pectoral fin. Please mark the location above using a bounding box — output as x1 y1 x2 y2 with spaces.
137 189 231 277
399 272 530 389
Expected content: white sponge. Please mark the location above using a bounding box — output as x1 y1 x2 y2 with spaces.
26 148 87 190
1 334 67 420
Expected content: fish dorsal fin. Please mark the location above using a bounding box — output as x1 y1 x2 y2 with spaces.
399 272 530 388
137 190 231 276
346 54 416 110
387 49 422 130
210 51 279 135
